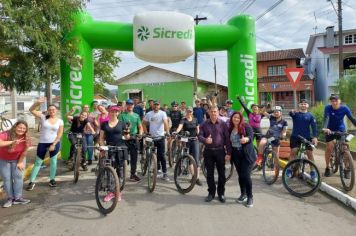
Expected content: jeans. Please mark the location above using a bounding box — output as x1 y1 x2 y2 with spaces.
85 134 94 161
232 148 254 198
186 138 200 167
154 138 167 174
126 139 138 175
0 159 26 199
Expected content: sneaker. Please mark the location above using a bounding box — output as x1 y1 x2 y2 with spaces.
310 171 318 183
236 195 247 204
103 192 115 202
49 179 57 187
324 167 331 177
157 169 163 178
2 199 13 208
196 179 203 186
130 174 141 182
344 169 351 179
26 182 35 191
82 165 88 171
286 168 293 178
245 198 253 208
87 160 92 166
13 198 30 205
162 173 170 182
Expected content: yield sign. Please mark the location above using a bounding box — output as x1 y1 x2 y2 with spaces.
284 68 304 89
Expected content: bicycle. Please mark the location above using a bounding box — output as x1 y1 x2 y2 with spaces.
68 132 84 184
0 111 12 131
201 147 234 183
282 135 321 197
261 136 281 185
173 131 198 194
168 134 179 168
139 134 159 192
95 145 126 215
329 131 355 191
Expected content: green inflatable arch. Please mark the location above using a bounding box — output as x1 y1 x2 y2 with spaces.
60 12 257 159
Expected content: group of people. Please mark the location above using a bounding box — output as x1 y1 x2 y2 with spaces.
1 93 355 209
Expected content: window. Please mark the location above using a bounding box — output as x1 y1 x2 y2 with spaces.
344 34 356 45
267 65 287 76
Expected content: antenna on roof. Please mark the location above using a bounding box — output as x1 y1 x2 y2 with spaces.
313 11 318 34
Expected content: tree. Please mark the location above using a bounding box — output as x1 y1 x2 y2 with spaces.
0 1 121 105
336 66 356 111
93 49 121 97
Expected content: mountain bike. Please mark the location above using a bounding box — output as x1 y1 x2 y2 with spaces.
140 134 159 192
68 132 84 184
168 134 179 168
0 111 12 131
95 145 126 215
261 136 281 185
282 135 321 197
173 131 197 194
329 131 355 191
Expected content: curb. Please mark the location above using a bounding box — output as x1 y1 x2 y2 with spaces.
319 182 356 211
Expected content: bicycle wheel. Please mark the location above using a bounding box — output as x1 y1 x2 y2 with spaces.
119 160 127 191
262 150 279 185
95 166 120 215
251 145 260 171
330 148 339 173
147 153 157 192
282 159 321 197
340 150 355 192
1 118 12 131
174 154 197 194
140 149 147 176
73 146 82 184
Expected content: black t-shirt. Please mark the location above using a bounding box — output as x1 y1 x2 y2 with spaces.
100 121 127 146
180 117 198 137
168 110 183 129
70 116 88 133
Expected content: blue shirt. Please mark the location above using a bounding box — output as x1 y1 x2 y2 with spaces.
193 107 205 124
290 111 317 139
230 131 242 149
266 116 288 138
324 105 356 132
133 105 144 118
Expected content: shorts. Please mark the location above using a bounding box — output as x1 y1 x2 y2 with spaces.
264 135 280 147
290 136 313 151
252 127 263 141
325 134 339 143
37 142 61 160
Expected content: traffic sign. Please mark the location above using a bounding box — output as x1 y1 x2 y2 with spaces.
284 68 304 89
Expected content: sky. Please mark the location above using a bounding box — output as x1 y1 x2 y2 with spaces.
84 0 356 87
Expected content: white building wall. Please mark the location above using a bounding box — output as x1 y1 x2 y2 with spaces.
120 69 191 85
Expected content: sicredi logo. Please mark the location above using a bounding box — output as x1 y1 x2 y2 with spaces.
133 11 195 63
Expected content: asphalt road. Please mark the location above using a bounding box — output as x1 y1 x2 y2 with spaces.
1 161 355 236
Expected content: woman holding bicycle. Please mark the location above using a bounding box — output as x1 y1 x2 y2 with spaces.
229 112 256 208
174 106 202 186
27 98 63 190
66 108 95 171
0 121 31 208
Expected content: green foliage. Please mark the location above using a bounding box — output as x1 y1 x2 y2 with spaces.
335 68 356 111
310 102 325 141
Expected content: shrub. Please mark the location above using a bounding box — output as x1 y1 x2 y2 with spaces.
310 102 325 141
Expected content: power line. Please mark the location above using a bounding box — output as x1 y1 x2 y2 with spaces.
256 0 284 21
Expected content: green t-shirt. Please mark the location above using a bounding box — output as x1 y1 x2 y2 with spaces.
119 111 142 135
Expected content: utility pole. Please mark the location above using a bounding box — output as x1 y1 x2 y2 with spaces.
337 0 343 79
193 15 207 97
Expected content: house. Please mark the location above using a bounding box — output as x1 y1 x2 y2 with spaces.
257 48 314 110
115 65 227 106
306 26 356 102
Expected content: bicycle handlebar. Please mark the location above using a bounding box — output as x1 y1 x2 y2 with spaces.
297 135 316 149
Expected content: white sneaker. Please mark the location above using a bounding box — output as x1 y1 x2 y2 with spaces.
2 199 13 208
162 173 170 182
157 170 163 178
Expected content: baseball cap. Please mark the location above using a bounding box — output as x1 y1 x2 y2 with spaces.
109 105 121 112
299 99 309 104
187 106 193 112
153 100 160 105
329 94 339 100
225 99 233 104
273 106 282 111
126 99 134 105
171 101 178 106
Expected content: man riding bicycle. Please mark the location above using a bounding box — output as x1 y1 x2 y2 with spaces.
322 94 356 177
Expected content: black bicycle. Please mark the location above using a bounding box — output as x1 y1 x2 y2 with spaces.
261 136 280 185
140 135 159 192
329 131 355 191
173 132 198 194
168 134 179 168
282 135 321 197
68 132 84 184
95 145 127 215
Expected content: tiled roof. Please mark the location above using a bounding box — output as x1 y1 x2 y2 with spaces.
257 48 305 62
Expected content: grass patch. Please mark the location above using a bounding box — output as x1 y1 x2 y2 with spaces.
349 138 356 152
